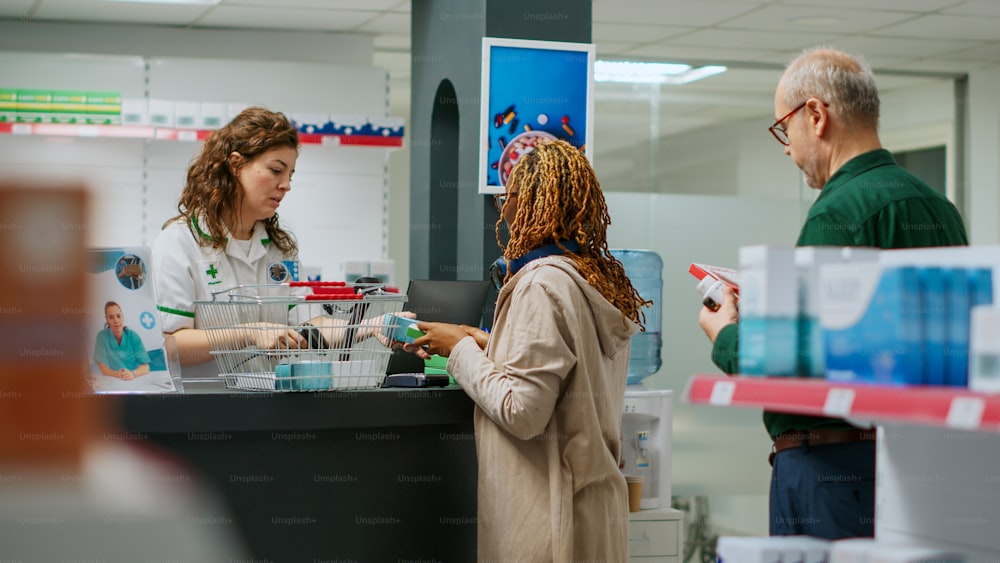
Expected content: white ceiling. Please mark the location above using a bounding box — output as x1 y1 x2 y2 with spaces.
2 0 998 129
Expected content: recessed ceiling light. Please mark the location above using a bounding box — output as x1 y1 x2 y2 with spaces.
786 16 843 26
595 60 727 85
101 0 220 5
667 65 727 85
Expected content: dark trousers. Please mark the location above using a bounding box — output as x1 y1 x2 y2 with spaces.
769 440 876 539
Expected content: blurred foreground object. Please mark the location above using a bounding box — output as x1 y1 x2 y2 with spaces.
0 184 96 468
0 183 247 561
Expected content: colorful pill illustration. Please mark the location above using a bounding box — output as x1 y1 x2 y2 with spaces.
501 104 515 116
561 116 575 136
524 123 532 131
491 161 498 169
503 110 516 124
498 136 506 149
537 113 549 125
508 118 519 134
494 113 503 128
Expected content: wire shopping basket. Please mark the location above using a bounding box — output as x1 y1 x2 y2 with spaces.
194 281 407 391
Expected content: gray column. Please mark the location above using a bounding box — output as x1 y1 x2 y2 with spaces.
409 0 592 282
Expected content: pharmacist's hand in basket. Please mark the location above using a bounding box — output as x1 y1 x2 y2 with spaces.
410 322 473 358
246 322 308 350
698 285 739 344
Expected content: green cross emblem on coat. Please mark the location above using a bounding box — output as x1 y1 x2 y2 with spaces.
205 264 219 279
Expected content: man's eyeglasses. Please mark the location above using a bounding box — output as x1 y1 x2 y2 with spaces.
493 191 518 213
768 99 829 146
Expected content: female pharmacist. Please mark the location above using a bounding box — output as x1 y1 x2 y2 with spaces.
152 107 393 381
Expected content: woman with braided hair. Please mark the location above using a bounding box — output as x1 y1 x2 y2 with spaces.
412 139 649 562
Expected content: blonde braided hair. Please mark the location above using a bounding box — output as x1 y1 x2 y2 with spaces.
497 139 649 330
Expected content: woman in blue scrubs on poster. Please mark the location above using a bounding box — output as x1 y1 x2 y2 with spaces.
94 301 151 380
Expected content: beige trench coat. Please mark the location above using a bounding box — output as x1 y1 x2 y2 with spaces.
448 255 639 563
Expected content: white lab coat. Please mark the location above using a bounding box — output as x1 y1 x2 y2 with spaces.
151 217 305 379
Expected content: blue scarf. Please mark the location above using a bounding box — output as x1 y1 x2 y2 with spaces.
490 241 580 289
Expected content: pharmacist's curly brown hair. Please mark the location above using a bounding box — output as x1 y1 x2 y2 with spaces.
497 139 649 330
165 106 299 254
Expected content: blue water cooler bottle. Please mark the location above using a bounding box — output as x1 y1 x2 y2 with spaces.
612 249 663 385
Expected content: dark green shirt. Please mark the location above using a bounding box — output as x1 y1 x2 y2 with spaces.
711 148 968 438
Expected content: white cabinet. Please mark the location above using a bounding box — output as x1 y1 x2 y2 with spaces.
876 423 1000 562
629 507 684 562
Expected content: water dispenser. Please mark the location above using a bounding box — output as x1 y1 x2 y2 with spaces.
611 249 663 385
620 388 672 509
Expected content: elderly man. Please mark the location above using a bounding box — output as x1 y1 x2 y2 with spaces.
699 47 967 539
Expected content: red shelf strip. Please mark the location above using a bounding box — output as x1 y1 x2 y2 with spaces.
683 374 1000 432
0 122 402 148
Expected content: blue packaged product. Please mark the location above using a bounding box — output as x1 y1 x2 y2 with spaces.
275 362 293 390
739 246 797 376
795 247 879 378
292 361 332 390
275 360 332 391
919 267 946 386
944 267 993 388
821 265 922 385
387 313 426 344
944 268 971 387
970 267 993 308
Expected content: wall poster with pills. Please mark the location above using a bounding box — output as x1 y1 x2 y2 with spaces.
478 37 595 195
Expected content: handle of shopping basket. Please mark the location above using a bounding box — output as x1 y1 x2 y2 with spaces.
305 293 363 300
340 277 383 361
298 324 330 350
288 281 348 287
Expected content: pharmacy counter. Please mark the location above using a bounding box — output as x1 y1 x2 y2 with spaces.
109 387 477 563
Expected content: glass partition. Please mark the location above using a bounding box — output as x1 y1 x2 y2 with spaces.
592 61 962 540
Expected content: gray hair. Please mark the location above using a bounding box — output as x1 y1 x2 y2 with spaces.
781 46 880 128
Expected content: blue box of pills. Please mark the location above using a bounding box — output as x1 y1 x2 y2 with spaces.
275 360 332 391
388 314 425 344
920 267 947 386
820 264 922 385
943 267 970 387
795 246 878 378
738 245 797 376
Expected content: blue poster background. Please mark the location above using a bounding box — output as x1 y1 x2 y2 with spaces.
486 45 589 187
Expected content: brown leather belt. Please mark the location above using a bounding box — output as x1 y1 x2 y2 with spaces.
769 428 876 466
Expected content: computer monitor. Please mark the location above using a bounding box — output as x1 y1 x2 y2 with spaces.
385 279 493 374
403 279 492 325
